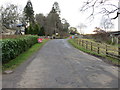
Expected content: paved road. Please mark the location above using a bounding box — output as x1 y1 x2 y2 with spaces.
3 39 119 88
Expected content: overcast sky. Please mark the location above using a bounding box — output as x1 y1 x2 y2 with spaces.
0 0 118 34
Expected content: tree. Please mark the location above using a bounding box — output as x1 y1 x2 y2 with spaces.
93 27 106 34
27 23 33 34
80 0 119 20
53 2 61 14
77 23 87 34
26 23 41 35
69 27 79 35
62 18 70 32
45 2 63 36
38 27 45 36
100 17 114 31
33 23 40 34
35 13 46 27
0 4 20 29
42 2 69 37
24 0 35 24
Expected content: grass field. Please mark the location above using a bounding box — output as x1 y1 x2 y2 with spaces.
68 39 120 66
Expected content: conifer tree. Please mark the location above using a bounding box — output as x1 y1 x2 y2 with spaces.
24 0 34 24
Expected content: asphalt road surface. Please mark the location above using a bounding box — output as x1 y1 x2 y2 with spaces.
3 39 119 88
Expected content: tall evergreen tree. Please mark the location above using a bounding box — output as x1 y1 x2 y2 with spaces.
45 2 63 36
38 27 45 36
53 2 60 14
34 23 40 34
24 0 34 24
62 18 70 32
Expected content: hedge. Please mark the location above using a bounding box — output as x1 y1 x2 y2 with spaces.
1 35 39 64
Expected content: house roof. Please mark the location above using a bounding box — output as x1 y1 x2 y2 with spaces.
109 31 120 36
17 24 24 27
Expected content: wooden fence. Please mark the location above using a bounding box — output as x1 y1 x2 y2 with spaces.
75 39 120 60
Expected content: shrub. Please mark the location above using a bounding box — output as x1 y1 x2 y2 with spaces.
26 23 41 35
1 35 38 64
38 27 45 36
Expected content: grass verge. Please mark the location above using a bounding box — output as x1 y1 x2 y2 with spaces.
2 39 49 71
68 39 120 66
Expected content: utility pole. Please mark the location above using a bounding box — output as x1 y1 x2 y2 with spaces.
55 21 56 34
118 0 120 58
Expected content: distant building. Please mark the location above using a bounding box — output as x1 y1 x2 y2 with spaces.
108 31 120 44
15 24 25 35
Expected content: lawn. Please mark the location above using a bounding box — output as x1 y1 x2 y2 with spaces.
68 39 120 66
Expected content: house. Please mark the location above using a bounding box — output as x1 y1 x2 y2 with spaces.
109 31 120 44
0 24 16 35
15 24 25 35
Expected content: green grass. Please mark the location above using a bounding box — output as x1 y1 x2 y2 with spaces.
68 39 120 66
2 39 49 71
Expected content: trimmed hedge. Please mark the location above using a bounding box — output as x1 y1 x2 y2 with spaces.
1 35 39 64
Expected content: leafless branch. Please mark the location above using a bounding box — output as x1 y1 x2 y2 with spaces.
80 0 119 20
111 12 120 19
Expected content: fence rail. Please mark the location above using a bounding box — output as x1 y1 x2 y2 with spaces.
75 39 120 60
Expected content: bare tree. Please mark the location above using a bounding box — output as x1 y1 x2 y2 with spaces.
100 16 114 31
0 4 20 29
80 0 119 20
77 23 87 34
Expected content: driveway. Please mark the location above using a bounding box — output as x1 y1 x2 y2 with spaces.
2 39 119 88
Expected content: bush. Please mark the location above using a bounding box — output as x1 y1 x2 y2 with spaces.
38 27 45 36
1 35 38 64
26 23 41 35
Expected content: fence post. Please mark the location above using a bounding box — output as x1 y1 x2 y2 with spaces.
82 40 84 47
76 39 78 44
106 45 108 55
86 41 88 49
79 39 81 45
118 36 120 58
118 1 120 59
78 39 80 45
97 43 100 54
77 39 79 45
91 42 92 51
80 39 82 45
